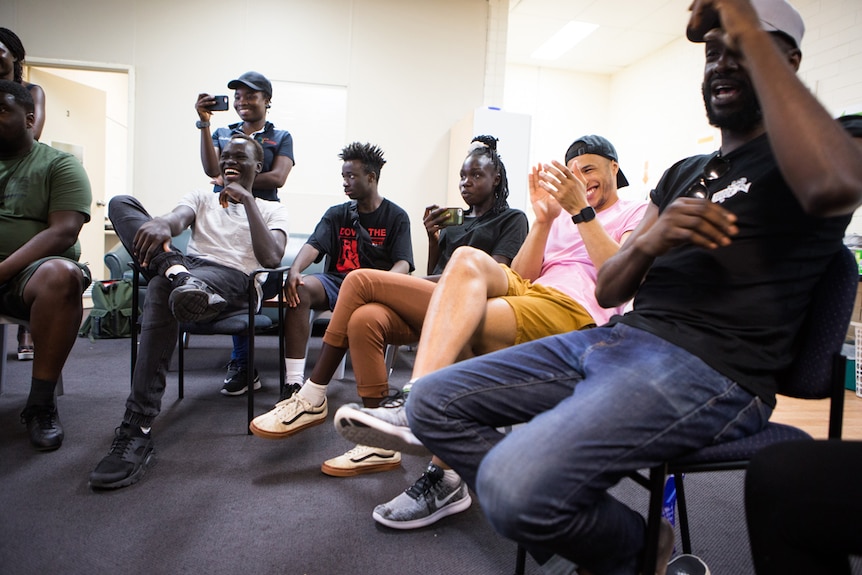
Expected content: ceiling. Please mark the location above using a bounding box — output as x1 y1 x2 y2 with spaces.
507 0 694 75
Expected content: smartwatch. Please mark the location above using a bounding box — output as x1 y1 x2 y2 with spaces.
195 120 210 129
571 206 596 224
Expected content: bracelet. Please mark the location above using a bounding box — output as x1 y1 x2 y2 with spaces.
195 120 210 129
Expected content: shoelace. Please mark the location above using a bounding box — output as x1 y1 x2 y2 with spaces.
405 467 441 499
20 406 57 429
378 389 408 408
108 427 138 458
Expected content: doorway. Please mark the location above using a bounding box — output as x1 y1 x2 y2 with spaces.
25 63 132 281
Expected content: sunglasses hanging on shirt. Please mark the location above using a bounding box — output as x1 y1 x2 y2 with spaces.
684 154 731 199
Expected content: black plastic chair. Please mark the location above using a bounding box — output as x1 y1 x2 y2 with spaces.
513 246 857 575
175 266 290 431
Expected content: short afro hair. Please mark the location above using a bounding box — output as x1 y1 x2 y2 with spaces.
339 142 386 181
0 79 34 113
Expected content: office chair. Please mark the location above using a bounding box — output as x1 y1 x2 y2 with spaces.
635 245 856 573
513 246 857 575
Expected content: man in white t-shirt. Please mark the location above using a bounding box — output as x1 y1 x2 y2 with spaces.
334 135 648 530
88 133 289 491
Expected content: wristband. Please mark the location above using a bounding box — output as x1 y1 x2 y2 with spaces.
195 120 210 129
571 206 596 224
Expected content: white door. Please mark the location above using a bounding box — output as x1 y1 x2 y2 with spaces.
27 68 108 281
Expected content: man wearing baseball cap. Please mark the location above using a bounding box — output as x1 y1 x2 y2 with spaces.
333 134 648 528
337 0 862 573
194 72 296 396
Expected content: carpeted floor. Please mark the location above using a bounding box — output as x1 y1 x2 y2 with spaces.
0 329 805 575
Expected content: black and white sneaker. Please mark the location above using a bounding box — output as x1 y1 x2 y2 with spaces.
168 272 226 323
221 361 261 396
372 462 472 529
89 423 155 490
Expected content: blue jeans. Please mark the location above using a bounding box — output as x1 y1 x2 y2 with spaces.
109 196 252 427
407 324 771 575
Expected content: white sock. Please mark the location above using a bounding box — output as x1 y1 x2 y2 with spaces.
140 426 151 435
285 358 305 386
441 468 461 487
165 264 188 279
298 378 327 406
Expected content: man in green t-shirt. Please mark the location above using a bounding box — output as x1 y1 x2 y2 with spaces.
0 80 92 452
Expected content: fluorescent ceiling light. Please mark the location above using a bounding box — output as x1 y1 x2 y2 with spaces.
531 20 599 60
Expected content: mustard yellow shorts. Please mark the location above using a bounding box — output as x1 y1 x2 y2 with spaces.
498 264 595 345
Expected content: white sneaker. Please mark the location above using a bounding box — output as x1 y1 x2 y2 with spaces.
249 394 327 439
372 463 472 530
320 444 401 477
333 399 429 456
666 554 711 575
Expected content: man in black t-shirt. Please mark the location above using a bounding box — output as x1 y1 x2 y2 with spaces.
249 142 413 439
330 1 862 573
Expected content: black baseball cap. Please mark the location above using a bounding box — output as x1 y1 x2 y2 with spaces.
227 71 272 98
564 135 629 189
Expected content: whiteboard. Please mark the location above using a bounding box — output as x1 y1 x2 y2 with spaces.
267 81 349 231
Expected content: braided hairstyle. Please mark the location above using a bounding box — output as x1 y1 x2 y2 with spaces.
339 142 387 182
0 28 26 84
465 135 509 215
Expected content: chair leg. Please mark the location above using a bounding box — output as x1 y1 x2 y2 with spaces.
676 473 692 554
177 326 184 399
333 354 347 380
514 544 526 575
247 282 256 432
384 344 400 377
642 464 668 575
0 324 7 395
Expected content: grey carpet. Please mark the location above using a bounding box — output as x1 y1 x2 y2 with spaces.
0 330 834 575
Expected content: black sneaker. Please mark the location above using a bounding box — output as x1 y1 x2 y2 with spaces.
221 362 261 396
20 405 64 452
168 272 227 323
89 423 155 490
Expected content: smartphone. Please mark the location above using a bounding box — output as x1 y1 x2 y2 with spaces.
207 95 229 111
439 207 464 227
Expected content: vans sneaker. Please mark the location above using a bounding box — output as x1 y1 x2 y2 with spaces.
89 423 155 490
372 462 472 529
321 444 402 477
249 393 327 439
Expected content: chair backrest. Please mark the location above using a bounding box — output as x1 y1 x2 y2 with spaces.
104 228 192 281
776 246 857 399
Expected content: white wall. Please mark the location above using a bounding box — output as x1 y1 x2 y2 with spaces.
1 0 490 274
505 1 862 220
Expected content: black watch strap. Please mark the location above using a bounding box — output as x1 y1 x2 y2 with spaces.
571 206 596 224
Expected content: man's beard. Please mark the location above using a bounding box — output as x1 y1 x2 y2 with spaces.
701 80 763 132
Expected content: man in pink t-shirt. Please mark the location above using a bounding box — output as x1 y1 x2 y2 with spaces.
333 135 648 530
